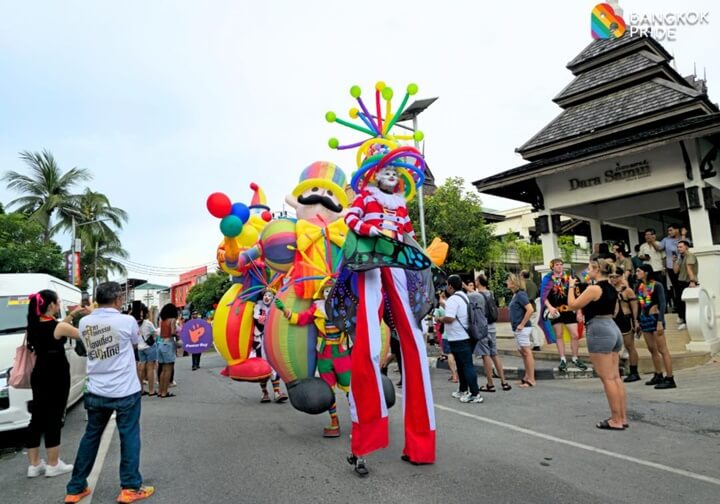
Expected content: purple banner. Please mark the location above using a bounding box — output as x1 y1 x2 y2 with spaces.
179 319 213 354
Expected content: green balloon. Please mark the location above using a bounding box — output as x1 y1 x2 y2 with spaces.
382 87 394 100
325 111 337 122
220 215 243 237
413 130 424 142
350 85 361 98
407 83 419 95
328 137 339 149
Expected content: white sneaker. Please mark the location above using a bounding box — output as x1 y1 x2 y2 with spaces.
45 459 73 477
451 390 469 399
677 323 687 331
460 394 484 404
27 460 46 478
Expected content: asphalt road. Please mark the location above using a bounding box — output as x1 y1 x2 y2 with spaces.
2 353 719 504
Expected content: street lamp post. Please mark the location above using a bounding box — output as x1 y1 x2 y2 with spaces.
71 217 111 292
397 97 438 249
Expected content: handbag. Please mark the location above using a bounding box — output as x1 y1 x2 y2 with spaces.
9 332 36 389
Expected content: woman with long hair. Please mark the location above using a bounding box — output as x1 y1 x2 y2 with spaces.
25 290 88 477
609 268 640 383
568 259 627 430
635 264 676 389
135 304 158 396
506 274 535 388
157 303 179 398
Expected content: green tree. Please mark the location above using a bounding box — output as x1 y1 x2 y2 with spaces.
0 212 66 278
186 273 232 315
408 177 495 274
558 235 576 264
3 150 92 242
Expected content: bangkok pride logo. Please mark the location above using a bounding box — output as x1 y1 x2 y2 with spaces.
591 1 627 39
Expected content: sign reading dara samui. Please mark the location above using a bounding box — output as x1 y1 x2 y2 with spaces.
569 160 651 191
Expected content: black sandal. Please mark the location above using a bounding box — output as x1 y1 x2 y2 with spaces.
596 419 625 431
479 384 496 393
501 382 512 391
347 454 369 477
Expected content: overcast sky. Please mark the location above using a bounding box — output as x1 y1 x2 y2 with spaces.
1 0 717 286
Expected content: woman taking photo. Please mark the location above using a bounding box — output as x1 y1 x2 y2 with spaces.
25 290 89 477
568 259 627 430
609 268 640 383
635 264 676 389
506 274 535 388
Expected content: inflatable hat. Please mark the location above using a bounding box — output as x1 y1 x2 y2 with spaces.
292 161 349 208
249 182 270 211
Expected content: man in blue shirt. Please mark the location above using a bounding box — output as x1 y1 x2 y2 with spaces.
657 224 681 324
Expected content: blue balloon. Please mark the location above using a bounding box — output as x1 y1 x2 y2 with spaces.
220 215 243 237
230 202 250 223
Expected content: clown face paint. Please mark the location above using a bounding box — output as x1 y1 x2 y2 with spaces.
262 291 275 305
376 167 399 191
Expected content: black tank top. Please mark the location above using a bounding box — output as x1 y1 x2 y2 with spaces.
583 281 617 323
27 320 66 359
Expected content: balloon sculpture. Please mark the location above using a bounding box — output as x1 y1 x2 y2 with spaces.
325 81 437 476
207 184 275 382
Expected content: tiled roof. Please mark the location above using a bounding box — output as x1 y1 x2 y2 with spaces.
474 113 720 190
519 79 701 155
555 51 664 102
566 34 639 70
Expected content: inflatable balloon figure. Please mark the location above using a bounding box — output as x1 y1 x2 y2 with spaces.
325 81 437 476
206 184 276 382
234 162 354 415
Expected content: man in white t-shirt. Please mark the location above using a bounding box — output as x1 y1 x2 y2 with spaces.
441 275 483 404
65 282 154 504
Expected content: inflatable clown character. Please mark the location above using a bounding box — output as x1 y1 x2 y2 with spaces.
274 279 350 438
206 184 276 382
325 81 436 476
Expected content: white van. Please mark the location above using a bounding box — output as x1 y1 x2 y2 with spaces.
0 273 87 433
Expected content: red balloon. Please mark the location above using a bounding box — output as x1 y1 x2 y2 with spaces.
261 211 272 222
207 192 232 218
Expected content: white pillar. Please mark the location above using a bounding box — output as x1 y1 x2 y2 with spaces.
681 139 720 352
589 218 603 247
628 227 640 254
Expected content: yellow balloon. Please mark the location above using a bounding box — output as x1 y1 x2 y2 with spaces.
237 224 260 248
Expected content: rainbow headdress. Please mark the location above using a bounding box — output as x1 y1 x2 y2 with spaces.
326 81 426 201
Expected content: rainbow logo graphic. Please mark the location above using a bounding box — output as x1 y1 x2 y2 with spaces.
591 2 627 39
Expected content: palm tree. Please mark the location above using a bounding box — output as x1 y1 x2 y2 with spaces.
62 189 130 291
2 150 92 242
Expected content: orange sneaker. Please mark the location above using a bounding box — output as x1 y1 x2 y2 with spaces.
64 488 92 503
116 486 155 503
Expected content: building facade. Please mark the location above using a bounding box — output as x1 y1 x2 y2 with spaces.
474 35 720 353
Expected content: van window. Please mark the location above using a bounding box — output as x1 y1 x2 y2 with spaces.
0 296 29 334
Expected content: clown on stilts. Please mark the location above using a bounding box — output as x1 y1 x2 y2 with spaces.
326 81 437 476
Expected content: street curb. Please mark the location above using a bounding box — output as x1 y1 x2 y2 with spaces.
429 357 596 380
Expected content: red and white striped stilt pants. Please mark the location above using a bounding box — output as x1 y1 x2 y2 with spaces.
349 267 436 462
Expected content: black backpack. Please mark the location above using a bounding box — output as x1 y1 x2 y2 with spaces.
480 291 499 324
455 292 489 345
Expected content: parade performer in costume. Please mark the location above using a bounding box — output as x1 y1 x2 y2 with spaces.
540 258 588 372
326 81 436 476
253 289 288 403
275 280 350 437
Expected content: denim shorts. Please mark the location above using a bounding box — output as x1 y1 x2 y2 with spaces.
441 339 451 354
157 340 176 364
138 345 158 363
586 318 622 354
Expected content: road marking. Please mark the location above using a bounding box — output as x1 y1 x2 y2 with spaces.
434 403 720 487
84 415 117 504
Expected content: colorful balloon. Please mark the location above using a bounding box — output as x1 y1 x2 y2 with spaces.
220 215 243 237
231 202 250 223
207 192 232 218
260 219 297 273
